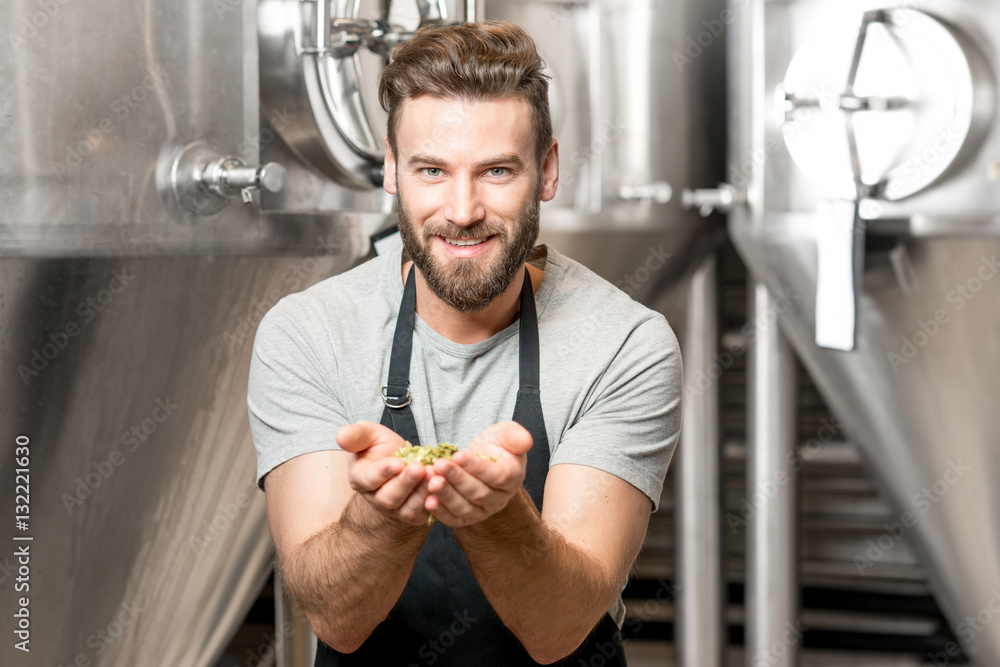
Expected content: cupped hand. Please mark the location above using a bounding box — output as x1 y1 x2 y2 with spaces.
337 421 432 526
423 421 533 527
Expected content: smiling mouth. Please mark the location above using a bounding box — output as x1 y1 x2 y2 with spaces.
442 236 492 247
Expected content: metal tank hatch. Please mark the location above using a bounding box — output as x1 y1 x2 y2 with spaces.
727 2 1000 665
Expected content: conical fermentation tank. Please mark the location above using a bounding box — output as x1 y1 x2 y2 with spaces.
0 0 727 663
0 0 391 664
727 1 1000 664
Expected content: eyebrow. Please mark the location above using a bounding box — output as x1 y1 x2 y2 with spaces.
406 153 526 170
407 154 448 168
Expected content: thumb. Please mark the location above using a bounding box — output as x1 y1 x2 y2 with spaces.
493 421 533 456
336 421 388 453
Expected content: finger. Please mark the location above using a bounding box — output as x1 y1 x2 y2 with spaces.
337 421 398 453
350 455 406 493
473 421 533 456
425 481 481 525
431 459 502 504
370 463 427 509
421 497 466 527
397 477 433 525
448 450 522 492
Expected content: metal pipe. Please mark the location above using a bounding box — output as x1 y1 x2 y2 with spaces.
745 280 800 667
275 574 317 667
462 0 482 23
677 253 724 667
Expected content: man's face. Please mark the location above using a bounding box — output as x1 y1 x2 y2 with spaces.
384 95 558 313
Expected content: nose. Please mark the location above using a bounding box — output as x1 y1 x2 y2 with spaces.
442 175 486 227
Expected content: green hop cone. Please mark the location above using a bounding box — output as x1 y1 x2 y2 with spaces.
391 441 458 465
390 442 500 525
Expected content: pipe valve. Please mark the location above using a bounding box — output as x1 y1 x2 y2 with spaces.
202 158 287 205
681 183 746 217
163 141 287 215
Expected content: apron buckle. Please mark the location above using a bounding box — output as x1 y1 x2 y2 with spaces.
380 385 412 409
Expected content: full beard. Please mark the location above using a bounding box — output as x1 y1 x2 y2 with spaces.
396 184 541 313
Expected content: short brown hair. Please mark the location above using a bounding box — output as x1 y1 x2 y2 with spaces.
378 21 552 167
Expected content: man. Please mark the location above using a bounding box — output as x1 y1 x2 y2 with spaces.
248 21 681 666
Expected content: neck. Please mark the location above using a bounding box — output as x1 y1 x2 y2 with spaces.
401 262 542 345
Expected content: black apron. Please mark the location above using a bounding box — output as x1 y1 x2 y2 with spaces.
316 265 627 666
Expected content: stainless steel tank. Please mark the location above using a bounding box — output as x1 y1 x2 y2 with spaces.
1 0 724 664
0 1 390 665
728 0 1000 664
257 0 727 664
258 0 724 311
483 3 728 664
485 0 725 318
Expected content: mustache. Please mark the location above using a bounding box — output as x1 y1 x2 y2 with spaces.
422 222 506 240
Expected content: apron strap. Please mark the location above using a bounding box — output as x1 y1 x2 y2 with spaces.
512 267 548 509
517 267 540 390
379 263 420 444
319 262 628 667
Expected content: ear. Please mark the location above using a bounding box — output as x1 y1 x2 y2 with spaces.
539 138 559 202
383 136 398 195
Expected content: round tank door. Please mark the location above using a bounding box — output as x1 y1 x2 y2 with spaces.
258 0 455 190
777 8 995 205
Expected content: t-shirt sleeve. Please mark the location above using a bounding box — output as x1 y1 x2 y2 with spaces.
247 295 348 492
549 314 682 511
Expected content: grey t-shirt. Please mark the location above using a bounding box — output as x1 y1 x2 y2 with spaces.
248 243 682 630
248 243 682 510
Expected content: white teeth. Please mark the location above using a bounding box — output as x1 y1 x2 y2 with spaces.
444 237 486 247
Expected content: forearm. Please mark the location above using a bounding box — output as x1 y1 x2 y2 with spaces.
454 489 619 663
280 494 429 652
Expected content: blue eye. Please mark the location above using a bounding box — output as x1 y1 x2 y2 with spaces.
489 167 507 177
